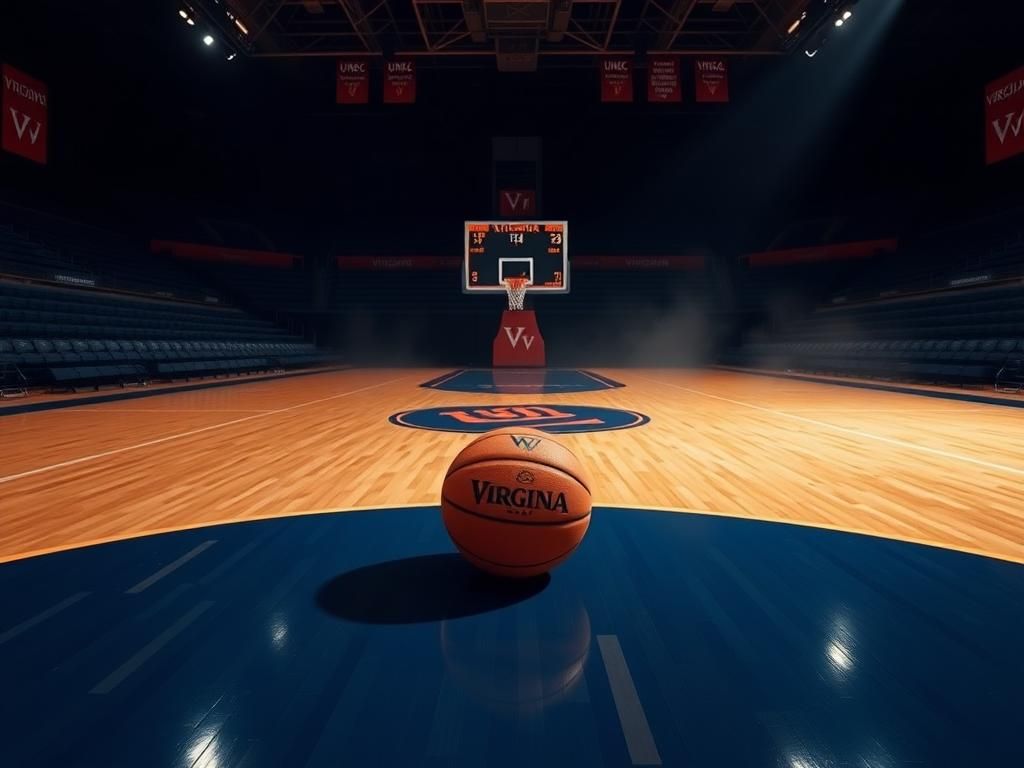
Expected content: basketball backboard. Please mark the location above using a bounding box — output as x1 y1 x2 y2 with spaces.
463 221 569 293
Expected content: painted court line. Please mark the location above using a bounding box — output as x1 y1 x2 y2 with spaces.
579 370 615 387
198 538 265 585
0 591 91 645
783 408 990 414
432 370 466 386
90 600 214 694
642 375 1024 478
0 373 413 486
126 540 217 594
597 635 662 766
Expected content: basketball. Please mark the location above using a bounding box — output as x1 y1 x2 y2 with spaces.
441 427 593 578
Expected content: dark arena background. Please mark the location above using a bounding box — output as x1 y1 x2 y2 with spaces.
2 1 1024 766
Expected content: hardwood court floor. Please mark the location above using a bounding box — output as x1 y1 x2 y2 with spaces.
2 369 1023 564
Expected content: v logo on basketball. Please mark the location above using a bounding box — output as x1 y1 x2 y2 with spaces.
503 326 535 350
510 435 541 451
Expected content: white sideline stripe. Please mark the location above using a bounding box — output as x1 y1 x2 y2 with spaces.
0 592 91 645
0 374 413 485
579 370 614 387
90 601 214 694
640 375 1024 478
431 370 466 386
125 540 217 594
597 635 662 766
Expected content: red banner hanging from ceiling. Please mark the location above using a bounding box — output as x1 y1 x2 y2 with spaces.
985 65 1024 165
600 58 633 103
647 57 681 103
336 59 369 104
694 58 729 103
383 59 416 104
2 64 48 164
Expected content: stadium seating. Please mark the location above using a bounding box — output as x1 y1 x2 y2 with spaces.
0 206 224 302
0 227 94 284
723 283 1024 386
198 262 311 313
0 280 330 389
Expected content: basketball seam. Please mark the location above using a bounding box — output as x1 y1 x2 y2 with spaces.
444 457 592 495
453 537 586 570
442 494 591 527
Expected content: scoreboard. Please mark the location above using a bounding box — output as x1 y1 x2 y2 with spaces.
463 221 569 294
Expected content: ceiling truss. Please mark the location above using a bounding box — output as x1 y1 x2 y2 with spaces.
191 0 846 66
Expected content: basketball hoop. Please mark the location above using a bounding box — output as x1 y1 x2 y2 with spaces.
503 277 530 311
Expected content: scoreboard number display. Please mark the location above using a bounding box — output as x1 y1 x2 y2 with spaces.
463 221 569 294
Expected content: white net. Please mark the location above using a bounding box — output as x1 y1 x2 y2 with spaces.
504 278 530 311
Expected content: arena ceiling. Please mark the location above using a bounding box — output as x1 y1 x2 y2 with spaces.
187 0 854 68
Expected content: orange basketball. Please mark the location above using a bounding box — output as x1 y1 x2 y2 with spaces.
441 427 592 578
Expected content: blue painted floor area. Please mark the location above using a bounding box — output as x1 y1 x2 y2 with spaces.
1 508 1022 767
422 369 624 393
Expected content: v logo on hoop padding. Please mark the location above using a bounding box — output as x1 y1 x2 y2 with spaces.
503 326 535 350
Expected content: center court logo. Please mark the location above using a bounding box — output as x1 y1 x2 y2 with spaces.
388 404 650 434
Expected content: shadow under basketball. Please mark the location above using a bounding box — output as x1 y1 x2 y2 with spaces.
316 553 550 624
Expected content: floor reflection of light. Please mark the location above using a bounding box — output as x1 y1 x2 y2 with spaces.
827 640 853 671
270 613 288 651
186 728 220 768
824 613 856 682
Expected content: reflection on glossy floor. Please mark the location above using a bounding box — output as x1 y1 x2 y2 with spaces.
2 506 1022 767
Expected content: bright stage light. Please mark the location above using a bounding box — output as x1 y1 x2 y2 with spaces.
178 9 189 19
186 17 195 25
788 18 802 34
226 52 237 61
835 18 845 27
843 10 853 20
203 34 215 46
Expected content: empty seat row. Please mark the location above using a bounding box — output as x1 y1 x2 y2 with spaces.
0 324 285 343
0 217 224 301
155 358 271 378
1 338 318 365
723 338 1024 385
0 298 274 333
1 337 333 387
50 365 148 388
